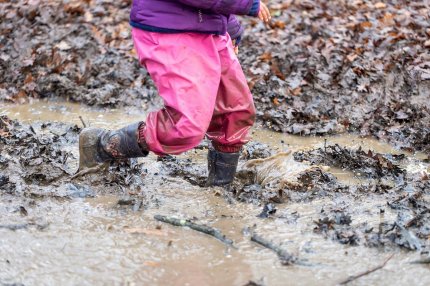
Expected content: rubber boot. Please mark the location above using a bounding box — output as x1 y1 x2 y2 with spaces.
206 149 240 186
78 122 149 170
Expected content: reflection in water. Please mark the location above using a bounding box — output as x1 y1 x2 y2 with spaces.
1 100 429 285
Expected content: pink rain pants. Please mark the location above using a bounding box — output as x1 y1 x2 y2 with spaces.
132 28 256 155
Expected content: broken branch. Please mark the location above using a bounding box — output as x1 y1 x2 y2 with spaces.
79 116 87 128
154 215 235 247
251 233 302 265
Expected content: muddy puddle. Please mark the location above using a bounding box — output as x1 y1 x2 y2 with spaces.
1 100 429 286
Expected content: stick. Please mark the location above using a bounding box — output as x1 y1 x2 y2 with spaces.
70 163 109 180
339 254 394 285
154 215 234 247
405 209 430 228
0 224 29 230
251 233 301 265
79 116 87 128
0 222 49 231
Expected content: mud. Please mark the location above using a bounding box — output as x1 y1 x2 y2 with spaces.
1 0 429 154
1 105 430 284
1 0 430 284
239 0 430 154
0 0 157 107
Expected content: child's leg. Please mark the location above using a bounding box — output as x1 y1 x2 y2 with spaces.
132 29 223 155
206 35 256 153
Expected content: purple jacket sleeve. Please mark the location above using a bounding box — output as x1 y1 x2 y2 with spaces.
176 0 260 16
227 15 244 45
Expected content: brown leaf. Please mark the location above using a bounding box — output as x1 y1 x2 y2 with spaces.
292 87 302 96
271 20 286 29
360 21 373 29
260 52 272 62
271 60 285 80
380 13 394 26
374 2 387 9
347 53 358 62
24 74 34 84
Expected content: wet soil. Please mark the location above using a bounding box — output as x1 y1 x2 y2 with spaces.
1 0 430 284
1 102 430 285
1 0 429 154
0 0 158 108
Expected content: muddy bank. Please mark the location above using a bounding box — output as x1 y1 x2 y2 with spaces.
1 0 429 154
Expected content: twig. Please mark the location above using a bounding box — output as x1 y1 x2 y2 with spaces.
70 163 109 180
251 233 302 265
0 222 49 231
339 253 394 285
405 209 430 228
79 116 87 128
154 215 234 247
0 224 29 230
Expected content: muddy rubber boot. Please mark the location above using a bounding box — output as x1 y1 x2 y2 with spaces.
206 149 240 186
78 122 149 170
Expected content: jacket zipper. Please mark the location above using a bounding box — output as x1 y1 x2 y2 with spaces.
198 9 203 23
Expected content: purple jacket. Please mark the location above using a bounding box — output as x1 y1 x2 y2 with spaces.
130 0 260 42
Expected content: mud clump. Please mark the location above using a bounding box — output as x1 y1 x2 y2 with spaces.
231 152 346 204
294 144 405 179
240 141 275 160
0 115 79 190
314 198 430 252
158 155 207 187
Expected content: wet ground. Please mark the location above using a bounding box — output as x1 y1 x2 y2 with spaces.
1 0 429 153
1 0 429 284
1 101 429 285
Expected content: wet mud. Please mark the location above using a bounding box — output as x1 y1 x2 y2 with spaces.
239 0 430 154
1 0 429 154
0 0 157 107
1 113 429 250
1 0 430 284
1 107 430 284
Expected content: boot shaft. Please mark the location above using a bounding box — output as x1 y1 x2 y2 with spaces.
206 149 240 186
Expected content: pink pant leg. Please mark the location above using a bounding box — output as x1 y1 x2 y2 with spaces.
132 29 223 155
206 35 256 152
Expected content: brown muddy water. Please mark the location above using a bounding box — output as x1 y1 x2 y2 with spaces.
1 100 429 286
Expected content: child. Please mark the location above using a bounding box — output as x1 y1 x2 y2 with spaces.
79 0 271 186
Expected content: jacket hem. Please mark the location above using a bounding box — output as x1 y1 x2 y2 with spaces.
130 21 224 35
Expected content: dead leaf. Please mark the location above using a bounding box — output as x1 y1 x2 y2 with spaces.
347 53 358 62
55 41 72 51
375 2 386 9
